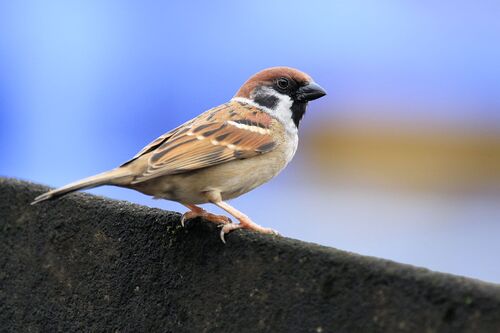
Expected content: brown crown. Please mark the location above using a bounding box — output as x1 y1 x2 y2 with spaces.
235 67 312 99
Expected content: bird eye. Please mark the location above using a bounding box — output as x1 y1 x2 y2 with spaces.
276 77 290 90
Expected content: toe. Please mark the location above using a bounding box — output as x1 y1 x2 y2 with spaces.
219 223 242 243
203 213 232 225
181 212 197 227
256 227 280 236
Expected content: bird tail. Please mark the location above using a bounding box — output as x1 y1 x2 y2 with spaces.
31 168 133 205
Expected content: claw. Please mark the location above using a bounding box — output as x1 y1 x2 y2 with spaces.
180 211 197 227
219 223 243 244
220 228 227 244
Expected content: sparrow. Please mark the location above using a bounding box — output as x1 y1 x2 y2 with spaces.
32 67 326 242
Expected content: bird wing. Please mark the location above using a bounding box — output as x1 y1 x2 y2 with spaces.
130 100 280 183
120 119 196 167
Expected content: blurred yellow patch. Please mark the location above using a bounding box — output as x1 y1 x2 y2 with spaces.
305 117 500 192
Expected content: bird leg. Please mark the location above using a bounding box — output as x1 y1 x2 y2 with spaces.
211 200 279 243
180 204 231 227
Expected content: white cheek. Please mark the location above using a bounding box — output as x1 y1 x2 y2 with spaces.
270 93 293 124
258 87 294 127
232 88 297 135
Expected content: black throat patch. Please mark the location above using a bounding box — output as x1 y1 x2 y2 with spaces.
253 90 279 109
291 101 307 128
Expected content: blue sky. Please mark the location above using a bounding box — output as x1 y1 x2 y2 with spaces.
0 0 497 177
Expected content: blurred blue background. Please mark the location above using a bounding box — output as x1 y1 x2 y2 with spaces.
1 1 499 282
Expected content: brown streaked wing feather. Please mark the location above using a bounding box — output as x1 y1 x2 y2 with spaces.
120 118 196 167
131 101 278 183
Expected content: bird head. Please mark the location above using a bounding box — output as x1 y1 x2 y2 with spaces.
234 67 326 128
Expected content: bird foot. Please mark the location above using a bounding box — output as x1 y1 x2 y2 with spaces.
219 221 279 243
181 210 231 227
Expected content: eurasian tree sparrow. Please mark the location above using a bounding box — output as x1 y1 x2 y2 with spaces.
32 67 326 242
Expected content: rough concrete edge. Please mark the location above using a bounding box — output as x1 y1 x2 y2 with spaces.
2 176 500 297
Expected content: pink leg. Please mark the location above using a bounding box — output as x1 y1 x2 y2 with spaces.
211 201 279 243
180 204 231 227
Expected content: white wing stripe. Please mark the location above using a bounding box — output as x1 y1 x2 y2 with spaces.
227 120 270 135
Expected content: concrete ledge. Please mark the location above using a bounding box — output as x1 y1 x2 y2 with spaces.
1 177 500 332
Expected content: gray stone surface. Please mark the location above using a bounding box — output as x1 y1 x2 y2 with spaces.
1 177 500 333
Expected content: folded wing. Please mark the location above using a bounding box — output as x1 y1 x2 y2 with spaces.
130 101 279 183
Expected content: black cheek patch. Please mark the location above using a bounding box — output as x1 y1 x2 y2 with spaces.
253 94 279 109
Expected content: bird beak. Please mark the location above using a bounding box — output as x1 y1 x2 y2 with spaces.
296 82 327 102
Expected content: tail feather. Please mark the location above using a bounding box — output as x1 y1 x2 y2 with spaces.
31 168 132 205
